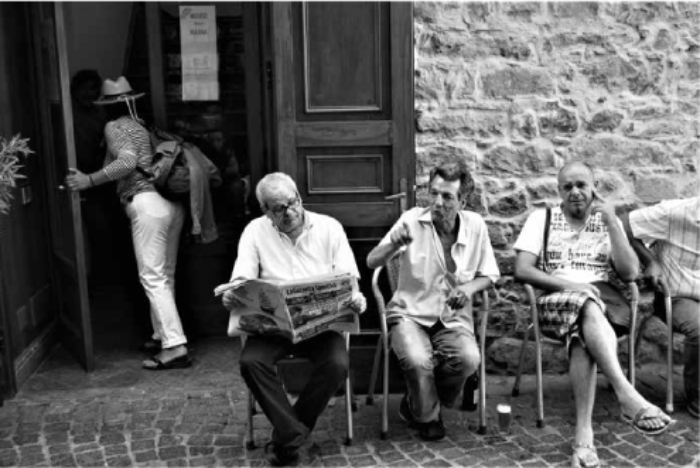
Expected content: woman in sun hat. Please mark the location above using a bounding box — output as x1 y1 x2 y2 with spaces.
65 76 191 370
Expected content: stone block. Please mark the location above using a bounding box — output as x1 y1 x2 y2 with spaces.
588 110 624 132
549 2 599 19
486 221 515 248
482 67 555 99
525 179 558 201
483 144 557 175
634 175 681 202
416 110 505 137
488 189 529 218
539 104 578 137
569 135 669 168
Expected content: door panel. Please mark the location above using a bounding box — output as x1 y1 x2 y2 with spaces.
31 3 94 371
271 2 414 328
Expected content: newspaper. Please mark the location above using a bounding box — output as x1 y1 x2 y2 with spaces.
214 272 359 343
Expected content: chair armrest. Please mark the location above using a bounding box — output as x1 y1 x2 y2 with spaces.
371 266 390 339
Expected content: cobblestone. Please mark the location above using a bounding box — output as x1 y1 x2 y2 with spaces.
1 338 697 467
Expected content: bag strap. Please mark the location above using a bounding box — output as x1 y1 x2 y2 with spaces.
541 206 551 272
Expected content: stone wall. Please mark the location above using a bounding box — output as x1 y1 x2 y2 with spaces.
413 2 699 373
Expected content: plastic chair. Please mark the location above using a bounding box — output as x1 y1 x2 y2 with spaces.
511 282 639 428
634 279 674 414
243 332 356 449
367 255 491 438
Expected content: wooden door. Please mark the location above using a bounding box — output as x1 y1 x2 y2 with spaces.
270 2 414 327
31 3 94 371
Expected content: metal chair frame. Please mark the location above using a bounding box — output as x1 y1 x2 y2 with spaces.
511 282 639 428
367 256 491 438
634 279 674 414
243 332 356 449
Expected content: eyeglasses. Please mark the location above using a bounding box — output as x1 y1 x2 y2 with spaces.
268 197 301 216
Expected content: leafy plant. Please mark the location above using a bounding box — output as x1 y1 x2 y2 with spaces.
0 134 34 215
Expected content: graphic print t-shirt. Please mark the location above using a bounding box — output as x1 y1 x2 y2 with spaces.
513 206 621 284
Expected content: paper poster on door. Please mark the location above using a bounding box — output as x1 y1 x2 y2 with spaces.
180 5 219 101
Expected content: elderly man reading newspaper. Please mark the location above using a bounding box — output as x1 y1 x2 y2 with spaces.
221 173 366 467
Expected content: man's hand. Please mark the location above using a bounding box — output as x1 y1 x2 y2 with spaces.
590 190 616 225
349 292 367 314
642 260 663 290
222 289 239 311
390 222 413 247
446 289 471 310
565 282 601 297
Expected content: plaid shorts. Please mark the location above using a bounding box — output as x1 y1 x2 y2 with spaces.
536 290 607 352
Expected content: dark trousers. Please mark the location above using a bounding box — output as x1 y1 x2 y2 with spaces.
240 332 348 450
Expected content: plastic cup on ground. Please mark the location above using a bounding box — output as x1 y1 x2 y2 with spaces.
497 404 512 434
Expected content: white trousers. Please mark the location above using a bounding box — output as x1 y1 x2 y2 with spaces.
125 191 187 348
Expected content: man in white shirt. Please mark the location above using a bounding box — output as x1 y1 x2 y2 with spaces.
367 161 500 441
623 196 699 418
222 173 366 466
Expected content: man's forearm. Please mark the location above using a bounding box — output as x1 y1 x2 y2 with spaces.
460 277 492 297
367 242 400 269
608 222 639 281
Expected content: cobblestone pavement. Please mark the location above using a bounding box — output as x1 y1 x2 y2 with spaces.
0 335 697 467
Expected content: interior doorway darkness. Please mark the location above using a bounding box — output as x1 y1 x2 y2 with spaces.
63 2 267 348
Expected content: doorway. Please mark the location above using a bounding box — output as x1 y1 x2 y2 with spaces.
58 2 269 355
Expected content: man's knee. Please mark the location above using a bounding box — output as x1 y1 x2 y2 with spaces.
321 349 349 381
239 349 263 377
442 344 480 377
396 347 434 372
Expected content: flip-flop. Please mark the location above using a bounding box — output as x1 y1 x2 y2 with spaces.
571 442 599 468
621 405 676 435
142 355 192 371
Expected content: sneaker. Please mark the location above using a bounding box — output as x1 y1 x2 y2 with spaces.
398 393 416 425
419 415 446 441
688 400 699 419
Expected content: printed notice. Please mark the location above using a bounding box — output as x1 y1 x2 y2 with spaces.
180 6 219 101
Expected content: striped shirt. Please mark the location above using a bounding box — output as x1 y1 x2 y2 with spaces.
629 197 700 300
102 117 155 204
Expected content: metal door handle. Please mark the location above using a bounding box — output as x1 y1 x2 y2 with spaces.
386 177 409 213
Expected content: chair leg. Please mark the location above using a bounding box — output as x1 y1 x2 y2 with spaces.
665 293 674 414
381 339 389 440
344 333 354 445
246 389 256 450
345 374 354 445
512 324 532 397
478 350 487 435
366 335 382 406
533 323 544 428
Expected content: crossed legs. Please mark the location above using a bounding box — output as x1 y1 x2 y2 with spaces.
570 301 674 454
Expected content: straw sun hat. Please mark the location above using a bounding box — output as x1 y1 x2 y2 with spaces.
94 76 145 105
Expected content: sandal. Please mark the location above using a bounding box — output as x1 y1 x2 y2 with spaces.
621 405 676 435
571 442 599 468
139 339 162 353
142 354 192 371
